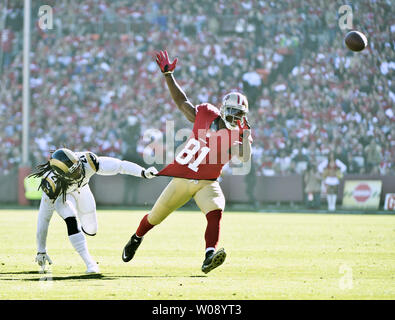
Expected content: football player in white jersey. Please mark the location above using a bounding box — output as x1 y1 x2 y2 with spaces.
30 148 158 274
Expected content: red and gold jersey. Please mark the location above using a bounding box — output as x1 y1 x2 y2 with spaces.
158 103 241 180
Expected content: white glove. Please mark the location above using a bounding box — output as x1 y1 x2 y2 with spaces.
142 166 158 179
35 252 53 269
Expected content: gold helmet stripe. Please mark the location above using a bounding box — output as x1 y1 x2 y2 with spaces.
85 152 97 172
49 159 69 173
45 177 56 193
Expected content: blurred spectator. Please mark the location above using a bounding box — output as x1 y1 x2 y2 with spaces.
273 150 291 175
292 147 309 174
322 154 344 212
245 158 258 209
304 162 321 209
242 69 262 108
318 152 347 174
345 153 362 174
364 139 382 174
0 29 15 68
0 0 394 179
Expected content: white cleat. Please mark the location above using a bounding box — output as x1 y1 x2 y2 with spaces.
86 263 100 274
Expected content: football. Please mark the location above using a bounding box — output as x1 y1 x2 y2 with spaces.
344 30 368 52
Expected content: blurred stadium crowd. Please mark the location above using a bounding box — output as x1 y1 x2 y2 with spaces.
1 0 394 176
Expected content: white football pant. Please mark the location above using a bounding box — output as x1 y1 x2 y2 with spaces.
54 184 98 235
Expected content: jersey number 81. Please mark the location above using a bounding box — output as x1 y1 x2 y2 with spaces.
175 138 210 172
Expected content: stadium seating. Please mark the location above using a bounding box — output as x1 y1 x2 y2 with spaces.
0 0 394 177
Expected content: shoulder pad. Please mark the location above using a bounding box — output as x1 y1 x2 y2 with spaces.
196 103 220 115
40 176 61 200
85 152 99 172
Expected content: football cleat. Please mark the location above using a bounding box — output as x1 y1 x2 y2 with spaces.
122 234 143 262
201 248 227 274
86 263 100 274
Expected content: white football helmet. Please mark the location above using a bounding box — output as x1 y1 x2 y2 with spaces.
220 92 249 130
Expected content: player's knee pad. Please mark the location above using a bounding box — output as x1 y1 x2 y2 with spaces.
79 212 97 236
81 225 97 236
64 216 80 236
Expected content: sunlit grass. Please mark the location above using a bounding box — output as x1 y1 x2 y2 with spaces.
0 210 394 299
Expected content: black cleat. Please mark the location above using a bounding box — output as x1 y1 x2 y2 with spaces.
122 234 143 262
201 248 226 274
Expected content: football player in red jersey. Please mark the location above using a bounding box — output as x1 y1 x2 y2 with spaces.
122 50 252 273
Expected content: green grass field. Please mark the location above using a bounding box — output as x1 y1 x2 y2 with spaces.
0 209 394 300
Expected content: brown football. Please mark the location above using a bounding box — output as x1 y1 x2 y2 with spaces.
344 30 368 52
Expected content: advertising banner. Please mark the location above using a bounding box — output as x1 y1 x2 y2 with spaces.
384 193 395 211
342 180 382 209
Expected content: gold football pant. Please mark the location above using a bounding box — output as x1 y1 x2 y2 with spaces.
147 178 225 225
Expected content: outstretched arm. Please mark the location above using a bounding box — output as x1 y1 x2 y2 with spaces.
96 156 158 179
156 50 196 122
